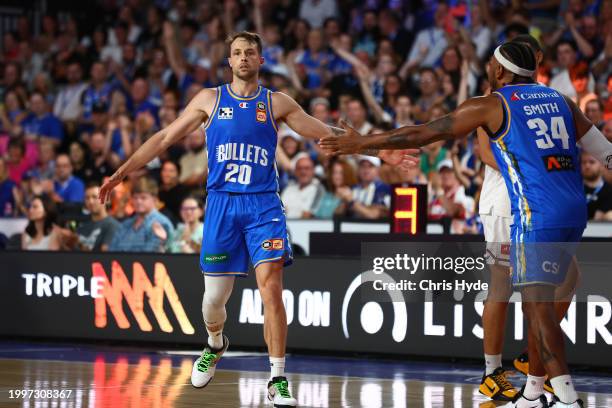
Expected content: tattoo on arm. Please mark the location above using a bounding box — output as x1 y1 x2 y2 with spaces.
426 114 454 134
328 126 346 136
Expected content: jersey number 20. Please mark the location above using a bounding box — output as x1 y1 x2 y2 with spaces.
225 163 252 184
527 116 569 150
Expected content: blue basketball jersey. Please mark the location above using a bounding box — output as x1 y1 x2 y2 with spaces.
204 84 279 193
490 83 586 233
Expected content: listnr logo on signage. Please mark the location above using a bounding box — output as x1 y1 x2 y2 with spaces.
91 261 195 335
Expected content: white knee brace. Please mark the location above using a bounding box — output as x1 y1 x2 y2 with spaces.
202 275 235 326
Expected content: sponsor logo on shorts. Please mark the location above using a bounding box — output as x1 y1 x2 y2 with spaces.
262 239 283 250
542 154 574 172
204 253 229 263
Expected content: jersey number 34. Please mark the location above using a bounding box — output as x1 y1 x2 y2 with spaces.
527 116 570 150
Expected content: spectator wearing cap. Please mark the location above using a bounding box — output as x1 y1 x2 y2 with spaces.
48 153 84 203
109 176 174 252
550 40 595 99
582 152 612 220
20 92 64 146
428 159 474 234
343 156 391 220
570 62 598 112
0 157 17 216
82 61 114 122
53 61 87 123
281 153 324 219
179 129 208 188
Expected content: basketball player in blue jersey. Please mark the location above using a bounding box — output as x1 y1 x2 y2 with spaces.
476 34 581 401
321 41 612 407
99 31 413 407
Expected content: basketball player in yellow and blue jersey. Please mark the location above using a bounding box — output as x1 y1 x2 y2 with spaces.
100 31 413 407
321 41 612 408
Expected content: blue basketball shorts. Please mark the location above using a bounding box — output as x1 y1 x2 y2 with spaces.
200 191 293 276
510 226 583 287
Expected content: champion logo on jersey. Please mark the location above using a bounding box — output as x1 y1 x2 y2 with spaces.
239 102 248 109
218 107 233 119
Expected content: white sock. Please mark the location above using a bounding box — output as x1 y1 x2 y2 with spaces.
523 375 545 400
270 356 285 378
550 375 578 404
484 353 502 375
206 328 223 349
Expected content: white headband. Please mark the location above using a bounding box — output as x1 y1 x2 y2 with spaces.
494 46 535 77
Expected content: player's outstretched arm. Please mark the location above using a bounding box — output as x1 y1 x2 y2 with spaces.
564 95 612 170
272 91 337 141
99 89 215 203
319 96 499 156
272 91 419 166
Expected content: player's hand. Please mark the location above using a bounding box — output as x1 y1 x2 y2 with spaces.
319 120 364 155
378 149 420 167
99 173 123 204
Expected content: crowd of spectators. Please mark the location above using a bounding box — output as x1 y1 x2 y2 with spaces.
1 0 611 252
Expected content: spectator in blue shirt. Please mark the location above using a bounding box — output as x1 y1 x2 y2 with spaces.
82 61 114 122
0 157 17 217
130 78 159 123
344 156 391 219
50 154 85 203
20 92 64 145
109 176 174 252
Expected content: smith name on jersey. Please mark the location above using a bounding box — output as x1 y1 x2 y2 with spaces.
490 83 587 233
204 84 279 193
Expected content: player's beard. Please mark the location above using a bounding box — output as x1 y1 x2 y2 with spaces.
234 66 258 82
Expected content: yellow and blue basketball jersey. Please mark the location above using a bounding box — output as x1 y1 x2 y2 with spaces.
490 83 586 286
491 83 586 233
200 84 292 275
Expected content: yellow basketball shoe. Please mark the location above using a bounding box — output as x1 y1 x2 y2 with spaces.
480 367 519 401
513 352 529 376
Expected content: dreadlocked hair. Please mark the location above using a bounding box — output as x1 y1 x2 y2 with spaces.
498 41 537 84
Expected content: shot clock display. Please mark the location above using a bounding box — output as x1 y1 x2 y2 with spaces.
390 184 428 234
